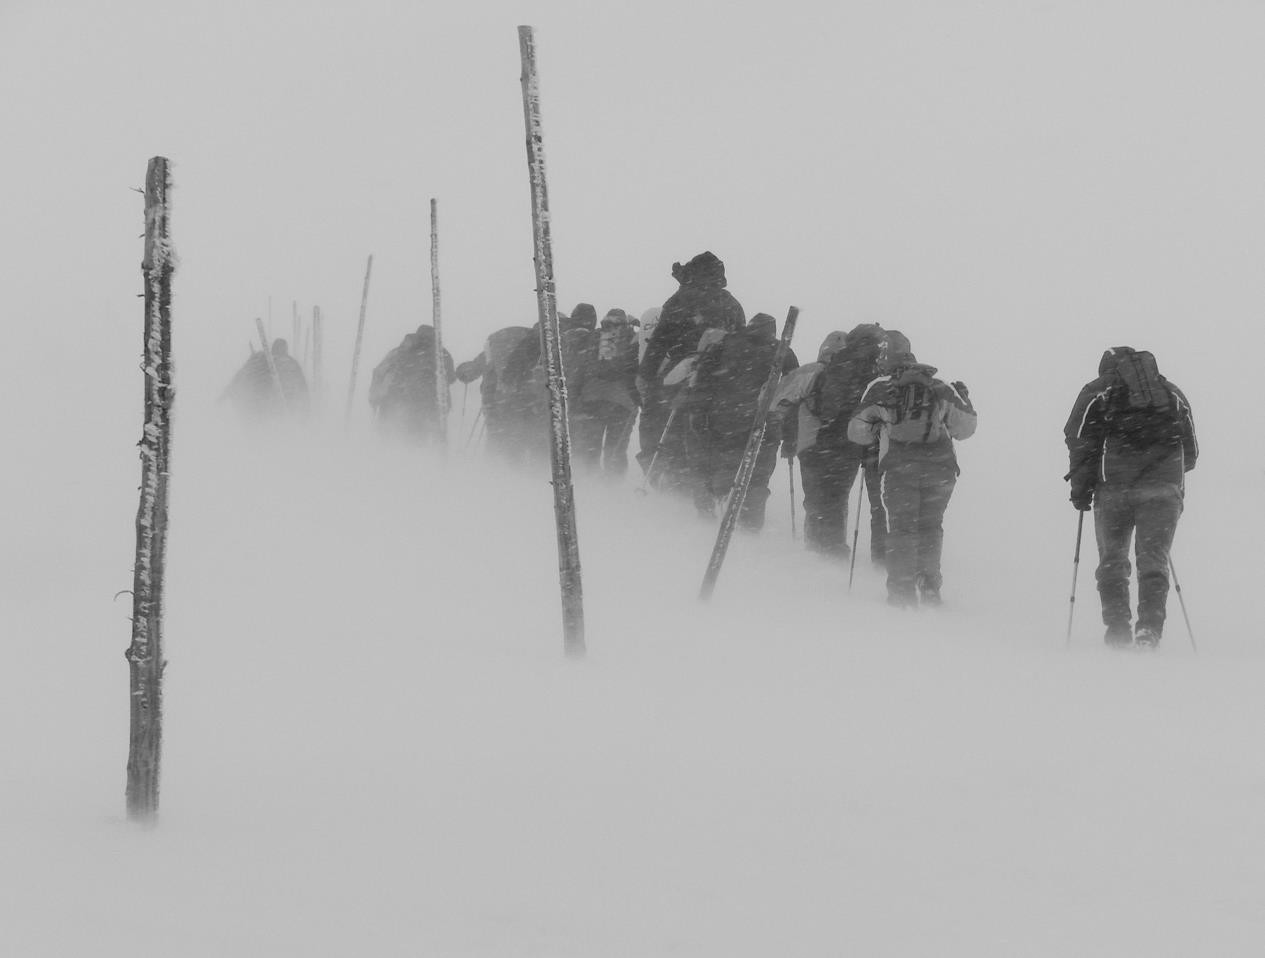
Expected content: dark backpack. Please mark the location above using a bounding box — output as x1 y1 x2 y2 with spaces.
886 377 943 444
1105 349 1182 450
694 329 778 437
807 340 882 427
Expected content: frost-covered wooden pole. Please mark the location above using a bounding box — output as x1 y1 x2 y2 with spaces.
127 156 175 822
430 198 449 448
312 305 324 406
518 25 585 658
344 254 374 427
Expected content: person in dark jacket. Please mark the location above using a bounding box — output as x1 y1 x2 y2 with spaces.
1064 347 1197 648
573 308 641 478
687 312 798 528
222 338 309 421
774 324 888 561
637 252 746 475
368 326 455 442
849 351 976 607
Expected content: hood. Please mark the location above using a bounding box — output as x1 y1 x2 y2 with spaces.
747 312 777 344
569 303 598 331
640 306 662 329
272 338 290 357
893 362 939 386
1099 345 1137 377
601 308 629 328
817 330 848 363
683 250 726 288
846 323 884 348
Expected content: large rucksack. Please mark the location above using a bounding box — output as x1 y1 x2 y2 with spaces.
1104 348 1182 450
886 364 949 445
694 327 778 437
594 312 638 379
807 326 884 427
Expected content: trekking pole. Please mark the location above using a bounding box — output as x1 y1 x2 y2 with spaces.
1167 553 1198 654
787 459 798 539
1065 510 1086 649
636 406 680 495
461 382 469 420
847 478 864 591
465 406 484 449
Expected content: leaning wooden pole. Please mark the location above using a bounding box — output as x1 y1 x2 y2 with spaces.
344 254 374 427
518 25 585 658
430 198 449 448
312 305 324 407
127 156 175 822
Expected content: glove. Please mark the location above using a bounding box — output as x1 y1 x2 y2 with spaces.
1070 488 1093 511
952 381 969 400
780 438 797 460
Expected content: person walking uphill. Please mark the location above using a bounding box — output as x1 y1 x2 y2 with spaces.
848 352 976 607
637 252 746 474
1064 347 1197 648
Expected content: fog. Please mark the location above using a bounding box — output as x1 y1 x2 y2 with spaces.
2 1 1264 954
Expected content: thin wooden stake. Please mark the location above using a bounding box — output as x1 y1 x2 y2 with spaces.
519 25 585 658
345 254 374 427
312 305 324 407
431 198 449 448
127 156 175 823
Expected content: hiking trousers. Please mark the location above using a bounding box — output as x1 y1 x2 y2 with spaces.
1094 482 1182 634
572 402 637 479
799 442 886 561
881 460 956 601
693 433 779 530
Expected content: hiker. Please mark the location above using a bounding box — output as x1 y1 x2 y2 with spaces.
775 324 888 562
455 325 535 462
368 326 455 442
687 312 798 528
1064 347 1197 648
573 308 641 479
848 349 976 607
637 252 745 476
222 338 308 421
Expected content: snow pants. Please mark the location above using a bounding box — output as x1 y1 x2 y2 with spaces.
572 402 637 479
693 433 779 530
799 442 886 561
1093 482 1182 634
881 460 956 602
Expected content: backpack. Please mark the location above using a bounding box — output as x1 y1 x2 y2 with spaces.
1104 349 1182 450
594 315 638 379
694 328 778 437
886 365 948 444
807 339 883 426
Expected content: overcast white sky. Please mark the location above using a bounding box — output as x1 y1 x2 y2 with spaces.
2 0 1263 487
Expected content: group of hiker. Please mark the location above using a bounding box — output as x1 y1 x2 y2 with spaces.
222 249 1198 649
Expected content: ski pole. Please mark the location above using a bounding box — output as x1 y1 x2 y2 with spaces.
1065 510 1086 649
461 382 469 420
636 406 680 495
847 474 864 591
1167 553 1197 654
788 458 798 539
465 406 484 449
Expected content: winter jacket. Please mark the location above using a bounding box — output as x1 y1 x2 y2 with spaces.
638 252 746 382
847 364 976 471
1064 349 1197 497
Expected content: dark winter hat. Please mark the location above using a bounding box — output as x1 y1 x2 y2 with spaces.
845 323 884 347
601 308 629 327
570 303 598 331
272 338 289 357
684 251 727 288
747 312 777 342
817 330 848 363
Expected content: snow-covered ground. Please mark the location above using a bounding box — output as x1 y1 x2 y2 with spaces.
4 398 1262 956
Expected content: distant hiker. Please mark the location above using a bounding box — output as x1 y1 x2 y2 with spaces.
637 252 746 475
775 324 888 562
687 312 798 528
1064 347 1197 648
222 338 309 421
455 325 535 463
573 308 641 479
368 325 455 442
848 349 976 607
637 307 662 364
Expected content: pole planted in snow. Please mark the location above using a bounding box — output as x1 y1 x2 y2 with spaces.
518 25 585 658
127 155 175 822
312 305 324 409
345 254 374 428
431 198 449 448
700 307 799 601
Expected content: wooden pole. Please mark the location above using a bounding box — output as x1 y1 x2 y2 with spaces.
345 254 374 427
518 25 585 658
430 198 449 448
291 300 299 353
699 307 799 601
312 305 323 407
254 316 287 411
127 156 175 822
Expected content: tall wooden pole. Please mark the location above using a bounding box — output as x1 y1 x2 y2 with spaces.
344 254 374 427
430 198 449 448
518 25 585 658
312 305 324 407
127 156 175 822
